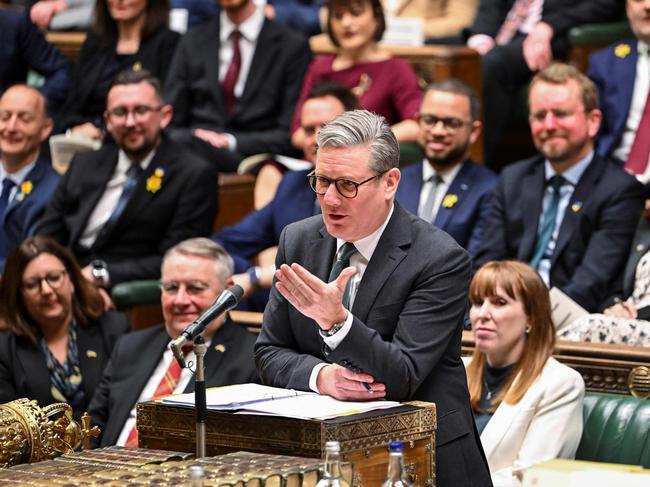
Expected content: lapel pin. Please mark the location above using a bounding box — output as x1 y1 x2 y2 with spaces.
614 43 631 59
214 344 226 353
86 350 98 358
442 194 458 208
571 202 583 213
460 183 468 191
637 244 646 252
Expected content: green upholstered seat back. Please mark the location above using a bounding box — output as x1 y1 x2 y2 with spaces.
576 392 650 468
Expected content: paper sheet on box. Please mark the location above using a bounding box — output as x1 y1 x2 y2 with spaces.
162 383 308 409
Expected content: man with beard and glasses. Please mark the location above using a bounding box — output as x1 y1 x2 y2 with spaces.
475 63 645 312
396 80 497 260
37 69 217 296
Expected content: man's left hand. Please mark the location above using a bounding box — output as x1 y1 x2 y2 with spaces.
523 22 554 71
274 263 356 330
81 265 115 310
193 128 231 149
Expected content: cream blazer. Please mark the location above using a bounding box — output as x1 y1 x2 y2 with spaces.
473 357 585 487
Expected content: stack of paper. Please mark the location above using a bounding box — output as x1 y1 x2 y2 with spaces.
161 383 400 420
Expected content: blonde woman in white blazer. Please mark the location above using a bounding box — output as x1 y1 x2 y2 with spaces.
466 261 585 487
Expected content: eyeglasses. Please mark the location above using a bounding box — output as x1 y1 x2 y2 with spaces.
417 114 472 132
307 170 387 199
106 105 163 122
22 269 68 294
528 109 582 124
159 280 211 296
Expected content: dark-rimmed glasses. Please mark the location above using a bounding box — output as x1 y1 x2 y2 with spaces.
22 269 68 295
307 170 388 199
417 114 472 132
159 280 210 296
106 105 163 122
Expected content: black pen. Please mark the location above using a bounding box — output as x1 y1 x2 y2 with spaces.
362 381 374 393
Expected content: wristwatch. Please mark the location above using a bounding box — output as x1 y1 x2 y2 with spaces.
90 259 109 287
324 311 348 337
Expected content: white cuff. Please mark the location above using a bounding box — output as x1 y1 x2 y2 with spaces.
322 310 353 350
309 362 328 393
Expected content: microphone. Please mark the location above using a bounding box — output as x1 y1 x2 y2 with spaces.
169 284 243 367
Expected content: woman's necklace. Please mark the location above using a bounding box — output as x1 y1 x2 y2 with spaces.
483 376 496 401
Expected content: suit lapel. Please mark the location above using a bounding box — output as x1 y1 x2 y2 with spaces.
237 20 275 114
16 337 53 406
70 149 119 244
203 19 228 116
76 322 107 402
192 320 238 390
552 155 603 265
398 162 423 215
3 159 46 221
352 206 410 322
312 224 338 283
615 44 638 137
480 395 525 461
434 161 471 231
518 162 545 261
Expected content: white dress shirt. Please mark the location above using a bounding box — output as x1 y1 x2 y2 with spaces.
417 160 462 223
0 159 36 203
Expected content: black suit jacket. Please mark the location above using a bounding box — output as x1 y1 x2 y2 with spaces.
474 153 645 312
56 28 180 132
88 320 259 447
36 136 218 285
165 16 311 157
255 205 491 486
0 311 130 416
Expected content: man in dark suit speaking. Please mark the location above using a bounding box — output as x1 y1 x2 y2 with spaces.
255 110 491 486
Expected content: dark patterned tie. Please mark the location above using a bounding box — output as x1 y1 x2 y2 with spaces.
530 175 566 269
94 164 142 247
222 30 242 114
328 242 357 309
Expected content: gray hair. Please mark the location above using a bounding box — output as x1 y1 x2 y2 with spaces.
316 109 399 173
163 238 234 285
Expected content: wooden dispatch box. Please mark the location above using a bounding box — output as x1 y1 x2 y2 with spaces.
137 400 437 486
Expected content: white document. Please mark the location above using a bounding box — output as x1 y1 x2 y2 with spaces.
549 287 589 333
161 383 401 420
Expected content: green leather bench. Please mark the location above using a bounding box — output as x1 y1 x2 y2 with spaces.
576 392 650 468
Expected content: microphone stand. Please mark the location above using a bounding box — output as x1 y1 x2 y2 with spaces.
193 336 207 458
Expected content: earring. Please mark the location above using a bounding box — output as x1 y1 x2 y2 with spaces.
525 324 531 334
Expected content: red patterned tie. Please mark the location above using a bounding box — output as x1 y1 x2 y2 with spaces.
221 30 242 114
625 92 650 176
124 358 183 448
495 0 533 45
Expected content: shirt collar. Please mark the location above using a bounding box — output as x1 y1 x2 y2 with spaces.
638 40 648 57
0 159 37 186
220 6 264 44
421 159 463 186
336 204 395 263
117 149 156 174
544 150 593 186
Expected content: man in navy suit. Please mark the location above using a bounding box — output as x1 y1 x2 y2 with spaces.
588 0 650 174
475 63 645 312
0 84 59 271
397 79 497 260
164 0 311 172
213 83 358 299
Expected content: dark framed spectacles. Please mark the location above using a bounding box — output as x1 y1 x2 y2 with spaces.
307 170 388 199
22 269 68 294
159 279 211 296
417 114 472 131
106 105 163 121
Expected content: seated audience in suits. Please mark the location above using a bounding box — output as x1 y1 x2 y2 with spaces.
165 0 311 173
88 238 259 447
291 0 422 150
0 85 60 271
560 197 650 346
214 83 357 302
255 110 492 486
55 0 180 138
0 236 130 418
37 69 217 295
465 0 619 167
0 9 69 112
474 63 645 312
589 0 650 181
396 79 497 260
467 260 584 487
